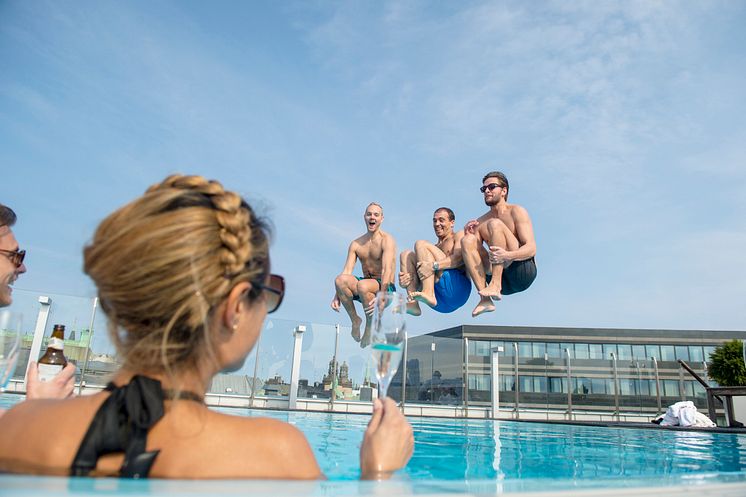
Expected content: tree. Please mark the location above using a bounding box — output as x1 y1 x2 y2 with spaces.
708 340 746 387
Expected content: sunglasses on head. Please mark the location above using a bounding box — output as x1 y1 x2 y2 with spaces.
0 248 25 268
252 274 285 314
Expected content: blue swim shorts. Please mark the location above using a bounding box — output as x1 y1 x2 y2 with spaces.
432 269 471 313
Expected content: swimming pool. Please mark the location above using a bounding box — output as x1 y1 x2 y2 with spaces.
3 394 746 495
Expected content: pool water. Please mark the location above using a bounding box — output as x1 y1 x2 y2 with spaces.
3 394 746 494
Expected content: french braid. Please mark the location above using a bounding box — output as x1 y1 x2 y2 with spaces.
84 174 270 374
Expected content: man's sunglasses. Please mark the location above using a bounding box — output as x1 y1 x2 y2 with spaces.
480 183 503 194
253 274 285 314
0 248 25 268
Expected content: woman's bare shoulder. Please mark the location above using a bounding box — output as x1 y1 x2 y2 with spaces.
198 412 323 479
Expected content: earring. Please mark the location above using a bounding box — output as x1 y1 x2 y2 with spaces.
232 319 239 331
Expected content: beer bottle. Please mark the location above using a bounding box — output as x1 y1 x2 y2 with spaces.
38 324 68 382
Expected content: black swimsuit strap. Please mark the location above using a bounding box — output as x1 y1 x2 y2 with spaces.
70 375 172 478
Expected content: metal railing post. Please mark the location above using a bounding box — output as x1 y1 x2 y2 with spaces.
77 297 99 395
611 352 619 420
288 325 306 410
565 348 572 418
400 331 408 411
513 342 519 418
463 337 469 415
330 324 340 409
491 346 500 419
249 336 261 408
24 296 52 388
652 357 662 414
678 364 686 401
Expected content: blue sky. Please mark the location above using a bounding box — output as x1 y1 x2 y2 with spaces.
2 0 746 340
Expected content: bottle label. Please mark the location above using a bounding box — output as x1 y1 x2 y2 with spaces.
37 363 63 382
48 337 64 350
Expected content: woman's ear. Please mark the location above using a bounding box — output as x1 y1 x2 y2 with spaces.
222 281 252 330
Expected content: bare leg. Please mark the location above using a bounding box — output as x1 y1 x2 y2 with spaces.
410 240 446 308
335 274 363 341
400 250 421 316
479 219 509 300
357 279 380 348
461 234 495 317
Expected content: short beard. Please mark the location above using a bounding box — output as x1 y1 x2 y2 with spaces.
484 197 499 206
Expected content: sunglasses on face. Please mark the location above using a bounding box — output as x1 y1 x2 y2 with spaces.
480 183 503 194
0 248 25 268
253 274 285 314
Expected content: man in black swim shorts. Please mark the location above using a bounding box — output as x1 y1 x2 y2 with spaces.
461 171 537 317
331 202 397 347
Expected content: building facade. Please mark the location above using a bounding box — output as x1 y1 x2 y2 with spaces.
390 325 746 416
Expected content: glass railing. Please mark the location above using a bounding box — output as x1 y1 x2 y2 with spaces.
4 289 724 421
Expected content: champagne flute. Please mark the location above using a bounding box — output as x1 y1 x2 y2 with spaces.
370 291 406 399
0 310 22 392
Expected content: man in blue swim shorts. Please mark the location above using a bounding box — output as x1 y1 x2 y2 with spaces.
399 207 471 315
331 202 397 347
461 171 537 317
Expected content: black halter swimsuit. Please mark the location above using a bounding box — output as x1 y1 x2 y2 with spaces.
70 375 202 479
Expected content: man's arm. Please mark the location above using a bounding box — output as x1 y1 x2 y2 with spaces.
380 235 397 288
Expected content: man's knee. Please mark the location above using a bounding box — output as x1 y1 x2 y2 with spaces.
414 239 430 252
461 233 479 250
400 250 414 264
485 218 507 233
335 274 354 290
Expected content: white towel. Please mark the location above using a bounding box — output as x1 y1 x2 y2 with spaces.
659 401 715 427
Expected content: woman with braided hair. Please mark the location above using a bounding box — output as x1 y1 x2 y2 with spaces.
0 175 413 479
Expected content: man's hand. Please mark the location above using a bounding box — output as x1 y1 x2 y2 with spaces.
464 220 479 235
27 361 76 400
488 246 511 265
331 294 341 312
416 261 434 280
399 271 412 288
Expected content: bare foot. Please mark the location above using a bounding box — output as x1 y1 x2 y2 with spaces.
406 300 422 316
411 291 437 308
472 297 496 317
350 316 363 342
478 285 502 301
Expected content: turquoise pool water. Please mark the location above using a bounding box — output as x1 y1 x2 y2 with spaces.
3 393 746 494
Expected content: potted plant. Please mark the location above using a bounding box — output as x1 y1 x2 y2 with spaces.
708 339 746 424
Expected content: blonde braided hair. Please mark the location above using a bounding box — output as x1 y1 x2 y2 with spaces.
84 174 270 374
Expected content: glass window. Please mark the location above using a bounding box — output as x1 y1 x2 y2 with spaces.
546 342 561 358
532 342 546 358
575 378 591 395
591 378 606 394
689 346 704 363
660 346 676 361
632 345 646 359
675 346 690 362
533 377 547 393
692 381 706 399
560 343 574 358
663 379 679 397
474 340 490 357
500 374 515 391
589 343 604 359
603 343 617 358
468 374 490 391
503 342 515 357
638 379 651 396
684 381 696 398
548 377 565 393
518 342 532 358
491 341 505 354
519 375 533 392
617 344 632 360
620 379 633 396
574 343 590 360
645 345 660 360
468 340 477 356
703 346 716 362
606 378 616 395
